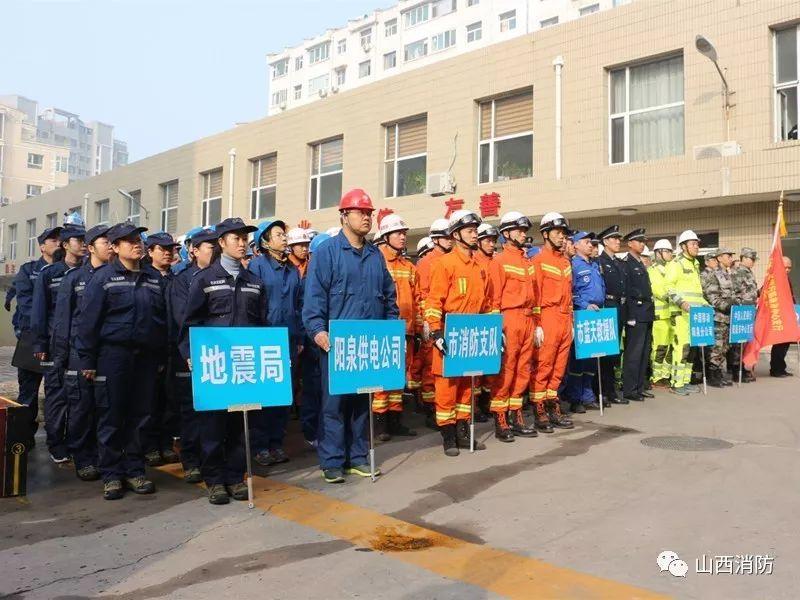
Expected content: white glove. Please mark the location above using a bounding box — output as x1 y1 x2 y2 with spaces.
501 333 507 353
422 321 431 342
534 326 544 348
626 320 636 326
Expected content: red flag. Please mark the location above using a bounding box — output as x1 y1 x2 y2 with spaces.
742 205 800 368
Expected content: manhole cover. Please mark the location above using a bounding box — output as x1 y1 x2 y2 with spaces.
640 435 734 451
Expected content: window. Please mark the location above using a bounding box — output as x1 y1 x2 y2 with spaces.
8 223 17 261
251 155 278 220
27 153 44 169
337 39 347 54
609 54 684 164
432 29 456 52
384 51 397 70
478 90 534 183
295 56 304 70
294 85 303 100
540 16 559 28
403 4 429 28
336 68 346 87
68 206 82 220
127 190 141 226
26 185 42 198
201 169 223 226
160 181 179 233
468 0 479 5
308 42 330 64
405 39 428 62
467 21 482 43
26 219 37 257
385 116 428 197
46 213 57 228
95 199 109 225
775 26 799 141
385 18 397 37
431 0 457 18
580 4 599 16
271 89 288 107
309 73 330 95
272 58 289 79
55 155 68 173
309 138 343 210
499 10 516 32
360 28 372 49
359 60 371 78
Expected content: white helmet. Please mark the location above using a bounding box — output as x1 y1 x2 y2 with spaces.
641 245 653 257
499 211 532 233
286 227 312 246
448 210 482 236
325 226 341 237
378 214 409 238
677 230 699 245
306 228 318 240
477 223 499 241
429 218 450 239
540 211 569 233
653 238 673 252
417 236 434 253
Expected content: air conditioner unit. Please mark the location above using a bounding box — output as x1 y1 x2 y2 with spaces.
279 102 287 110
318 89 328 98
0 197 9 207
331 85 339 94
693 141 742 160
427 172 455 196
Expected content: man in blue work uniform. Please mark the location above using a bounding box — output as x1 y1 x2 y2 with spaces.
172 226 205 275
51 225 112 480
562 232 605 413
302 189 399 484
249 219 304 466
621 228 655 401
169 227 218 484
78 222 167 500
179 218 268 505
596 225 628 405
32 225 87 463
11 226 62 445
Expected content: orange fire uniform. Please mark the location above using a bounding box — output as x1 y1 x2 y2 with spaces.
414 246 448 406
489 244 538 412
288 253 308 278
373 245 422 413
473 251 495 396
424 248 491 426
530 245 573 403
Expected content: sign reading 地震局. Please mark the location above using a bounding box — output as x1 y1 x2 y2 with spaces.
573 308 620 359
442 313 502 377
690 306 716 347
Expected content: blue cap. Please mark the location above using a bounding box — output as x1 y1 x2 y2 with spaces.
309 233 331 254
215 218 257 237
144 231 178 249
107 223 148 244
525 246 541 259
85 225 110 245
191 227 219 246
571 231 591 243
59 226 86 242
37 227 63 244
185 226 205 244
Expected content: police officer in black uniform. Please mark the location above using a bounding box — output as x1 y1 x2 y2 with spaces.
621 228 655 401
597 225 628 404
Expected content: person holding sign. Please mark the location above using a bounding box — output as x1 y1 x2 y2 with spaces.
731 248 759 383
302 189 399 484
425 209 491 455
487 212 539 441
530 213 575 431
596 225 628 405
702 248 736 387
179 218 266 505
474 222 499 422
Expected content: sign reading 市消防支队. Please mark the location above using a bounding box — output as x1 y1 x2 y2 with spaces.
442 313 502 377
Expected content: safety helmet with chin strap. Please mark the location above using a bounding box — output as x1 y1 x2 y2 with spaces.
499 211 532 234
539 212 569 233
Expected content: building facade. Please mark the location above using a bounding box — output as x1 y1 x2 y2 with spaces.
0 0 799 292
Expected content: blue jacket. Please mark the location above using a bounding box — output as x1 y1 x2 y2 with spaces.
170 263 199 339
178 260 268 360
302 231 399 338
77 259 168 370
11 257 48 336
248 254 304 343
571 255 606 310
144 265 175 342
51 261 105 368
31 261 71 354
171 258 191 276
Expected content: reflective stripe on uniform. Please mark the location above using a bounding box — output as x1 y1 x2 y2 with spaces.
103 281 136 290
203 284 235 293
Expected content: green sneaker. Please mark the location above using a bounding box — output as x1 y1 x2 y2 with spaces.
671 386 690 396
103 480 124 501
227 482 249 501
346 464 381 478
208 484 230 505
322 468 345 483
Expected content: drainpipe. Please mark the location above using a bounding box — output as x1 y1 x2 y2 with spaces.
228 148 237 218
0 218 5 262
553 55 564 181
83 193 90 224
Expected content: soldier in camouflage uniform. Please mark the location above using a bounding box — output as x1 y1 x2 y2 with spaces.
702 249 736 387
730 247 759 382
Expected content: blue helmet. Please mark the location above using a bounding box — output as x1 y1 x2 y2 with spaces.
309 233 331 254
254 219 287 249
184 226 205 245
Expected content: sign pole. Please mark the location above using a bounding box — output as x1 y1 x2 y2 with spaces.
241 410 254 509
796 342 799 377
738 342 744 386
700 348 708 396
596 357 604 416
368 392 376 482
470 375 476 454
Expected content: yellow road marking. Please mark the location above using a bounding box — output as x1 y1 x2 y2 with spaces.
158 464 667 599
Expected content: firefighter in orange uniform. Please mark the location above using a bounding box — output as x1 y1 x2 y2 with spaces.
415 218 452 429
425 210 490 456
489 211 539 442
530 212 575 432
409 236 434 410
472 223 498 422
372 213 420 441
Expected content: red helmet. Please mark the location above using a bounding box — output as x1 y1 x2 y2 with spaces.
339 188 375 212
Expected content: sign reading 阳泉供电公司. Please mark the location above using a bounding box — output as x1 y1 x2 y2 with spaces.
573 308 620 359
328 320 407 395
690 306 716 347
189 327 293 411
729 305 756 344
442 313 502 377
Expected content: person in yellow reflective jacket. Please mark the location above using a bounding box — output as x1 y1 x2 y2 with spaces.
648 239 675 387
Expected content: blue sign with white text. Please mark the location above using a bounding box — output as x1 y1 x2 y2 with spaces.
795 304 800 327
574 308 620 359
690 306 716 347
729 305 756 344
442 313 502 377
328 320 406 395
189 327 293 411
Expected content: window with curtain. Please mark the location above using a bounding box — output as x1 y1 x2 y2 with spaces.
95 200 109 225
774 25 799 141
201 169 223 226
160 181 179 233
385 116 427 197
251 155 278 219
26 219 37 257
609 54 684 164
8 223 17 261
127 190 141 226
309 138 343 210
478 89 534 183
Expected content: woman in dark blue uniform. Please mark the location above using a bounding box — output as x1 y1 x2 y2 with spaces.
179 218 267 505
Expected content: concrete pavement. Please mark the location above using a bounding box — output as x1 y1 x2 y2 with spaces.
1 348 799 599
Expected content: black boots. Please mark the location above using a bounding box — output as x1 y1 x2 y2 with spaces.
456 420 486 450
441 424 459 457
533 402 553 433
374 412 391 442
387 411 417 437
493 411 515 442
546 400 574 429
508 409 538 437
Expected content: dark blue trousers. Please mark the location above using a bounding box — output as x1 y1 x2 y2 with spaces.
16 367 42 442
299 343 321 443
173 369 201 469
146 362 180 453
199 411 245 486
43 368 69 458
317 357 368 470
65 350 97 469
